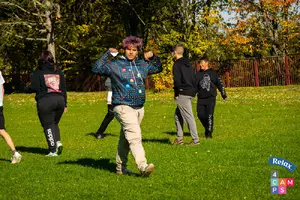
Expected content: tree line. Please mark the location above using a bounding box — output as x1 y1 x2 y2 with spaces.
0 0 299 92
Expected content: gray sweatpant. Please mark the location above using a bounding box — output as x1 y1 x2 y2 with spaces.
175 94 199 142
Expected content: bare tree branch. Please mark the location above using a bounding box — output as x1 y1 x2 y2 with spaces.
124 0 146 26
0 1 46 17
0 21 37 28
7 32 47 41
32 0 47 24
58 45 71 54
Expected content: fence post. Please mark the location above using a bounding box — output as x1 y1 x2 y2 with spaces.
284 56 290 85
253 59 259 87
195 61 200 72
225 69 230 87
97 75 101 91
145 76 149 89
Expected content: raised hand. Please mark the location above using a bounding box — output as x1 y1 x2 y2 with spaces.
144 51 153 61
109 48 118 53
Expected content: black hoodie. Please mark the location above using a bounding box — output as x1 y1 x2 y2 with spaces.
172 57 196 97
28 62 67 106
195 68 227 100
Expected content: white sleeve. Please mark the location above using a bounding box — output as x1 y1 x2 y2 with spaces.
0 72 5 85
110 52 118 57
107 91 112 104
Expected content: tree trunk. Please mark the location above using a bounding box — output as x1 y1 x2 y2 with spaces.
44 0 56 61
45 9 55 61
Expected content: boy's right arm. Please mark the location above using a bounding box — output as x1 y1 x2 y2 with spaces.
173 63 181 99
92 49 116 76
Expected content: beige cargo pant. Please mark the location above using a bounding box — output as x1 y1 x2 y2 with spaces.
113 105 147 172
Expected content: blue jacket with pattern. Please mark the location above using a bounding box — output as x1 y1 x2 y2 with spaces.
92 50 162 107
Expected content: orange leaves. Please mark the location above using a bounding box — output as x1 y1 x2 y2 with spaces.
234 8 240 12
221 34 252 46
232 35 252 45
262 0 297 6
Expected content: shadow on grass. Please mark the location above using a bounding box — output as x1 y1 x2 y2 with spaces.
86 132 116 138
16 146 47 155
164 131 191 136
0 158 11 163
143 138 171 144
58 158 116 172
57 158 141 177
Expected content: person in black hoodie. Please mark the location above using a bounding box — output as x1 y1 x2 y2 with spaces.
27 50 67 156
196 57 227 139
172 43 199 145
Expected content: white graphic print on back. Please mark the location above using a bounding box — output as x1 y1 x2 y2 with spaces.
200 74 211 91
44 74 61 93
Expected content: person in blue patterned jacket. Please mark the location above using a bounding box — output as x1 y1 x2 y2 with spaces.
92 36 162 176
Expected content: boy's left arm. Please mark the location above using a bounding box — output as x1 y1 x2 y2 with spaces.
59 70 68 108
216 74 227 100
92 50 115 76
144 52 162 75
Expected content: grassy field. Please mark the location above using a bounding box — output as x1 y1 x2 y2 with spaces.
1 86 300 200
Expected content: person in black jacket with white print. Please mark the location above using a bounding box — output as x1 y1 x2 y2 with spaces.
27 50 67 156
195 57 227 139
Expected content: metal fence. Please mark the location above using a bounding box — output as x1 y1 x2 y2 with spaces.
194 54 300 87
4 54 300 93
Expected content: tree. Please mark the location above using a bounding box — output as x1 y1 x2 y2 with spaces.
227 0 300 56
0 0 63 91
146 0 230 90
54 0 125 91
0 0 124 91
0 0 61 58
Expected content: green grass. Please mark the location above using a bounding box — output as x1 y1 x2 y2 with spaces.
1 86 300 200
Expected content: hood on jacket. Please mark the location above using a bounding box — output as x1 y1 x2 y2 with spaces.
38 61 55 71
176 57 192 68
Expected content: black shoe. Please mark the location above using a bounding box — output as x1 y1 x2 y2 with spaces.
205 131 212 139
205 134 212 139
95 133 104 139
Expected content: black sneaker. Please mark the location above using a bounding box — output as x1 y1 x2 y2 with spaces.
116 168 134 176
205 135 212 139
95 133 104 139
205 132 212 139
